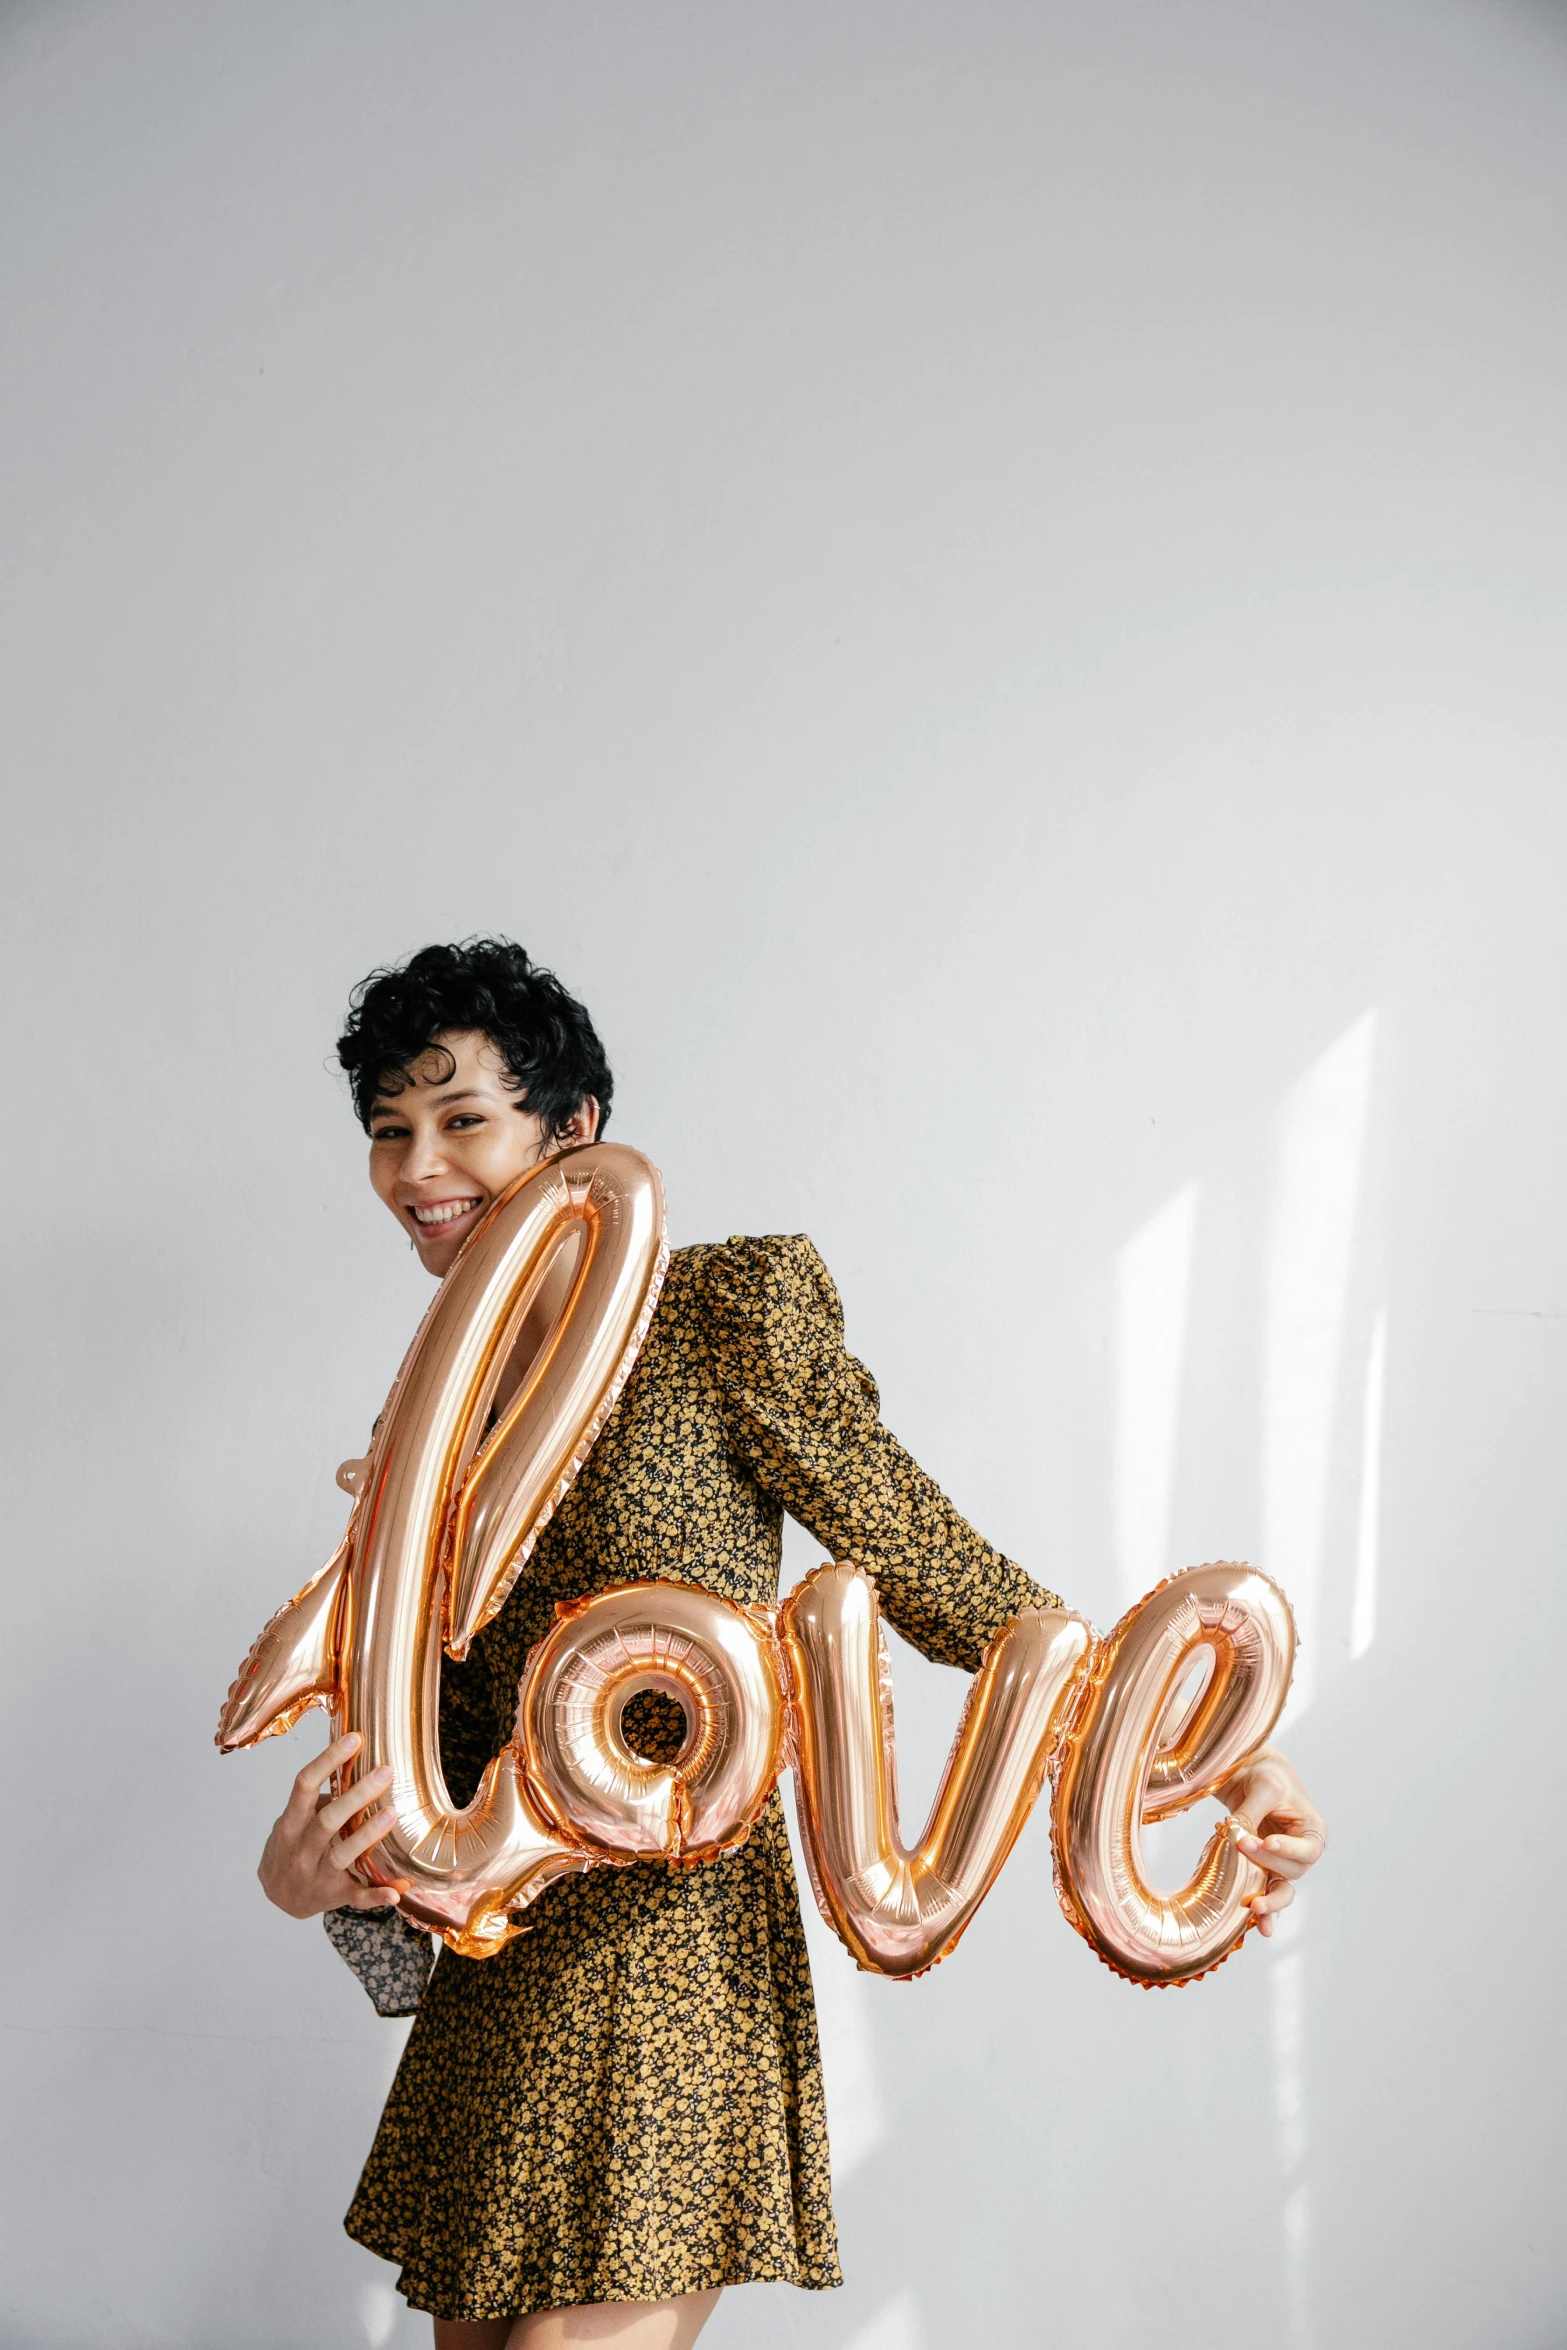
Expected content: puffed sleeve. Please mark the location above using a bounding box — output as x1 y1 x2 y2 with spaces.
700 1235 1062 1672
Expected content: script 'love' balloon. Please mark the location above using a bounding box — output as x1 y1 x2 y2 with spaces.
218 1144 671 1955
219 1142 1299 1985
521 1583 787 1865
779 1563 1093 1976
1049 1563 1297 1986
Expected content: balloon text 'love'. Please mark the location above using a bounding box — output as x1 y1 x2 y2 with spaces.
219 1146 1295 1986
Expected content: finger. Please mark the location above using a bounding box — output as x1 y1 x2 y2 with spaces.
1223 1765 1285 1825
345 1884 403 1911
1237 1830 1322 1877
315 1764 393 1836
1226 1759 1310 1826
331 1805 401 1867
315 1766 394 1839
1230 1779 1326 1838
289 1733 362 1811
1249 1876 1297 1919
1229 1794 1292 1838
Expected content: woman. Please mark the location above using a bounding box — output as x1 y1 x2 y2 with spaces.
258 938 1329 2350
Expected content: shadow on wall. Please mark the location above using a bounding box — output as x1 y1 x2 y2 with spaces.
701 1010 1389 2350
1115 1010 1384 2348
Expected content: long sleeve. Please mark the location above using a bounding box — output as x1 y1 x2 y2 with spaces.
700 1234 1062 1672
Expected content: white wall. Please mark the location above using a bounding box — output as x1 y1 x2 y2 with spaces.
3 3 1565 2345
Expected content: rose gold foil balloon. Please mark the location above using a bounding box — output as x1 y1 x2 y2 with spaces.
1049 1562 1296 1986
520 1584 787 1863
779 1563 1094 1977
217 1144 670 1957
219 1151 1301 1988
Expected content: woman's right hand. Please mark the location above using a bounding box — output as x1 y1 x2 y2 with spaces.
257 1732 406 1917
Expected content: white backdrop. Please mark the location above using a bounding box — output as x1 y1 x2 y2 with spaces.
3 4 1565 2346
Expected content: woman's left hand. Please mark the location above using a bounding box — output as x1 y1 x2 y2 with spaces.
1216 1746 1328 1938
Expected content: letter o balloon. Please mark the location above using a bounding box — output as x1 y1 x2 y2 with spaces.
520 1583 787 1864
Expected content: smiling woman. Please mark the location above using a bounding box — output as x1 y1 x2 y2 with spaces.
364 1035 599 1275
337 940 612 1276
252 936 1325 2350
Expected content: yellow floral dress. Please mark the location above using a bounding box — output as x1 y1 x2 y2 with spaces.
344 1235 1061 2322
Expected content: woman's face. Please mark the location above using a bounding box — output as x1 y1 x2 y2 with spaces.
367 1028 597 1278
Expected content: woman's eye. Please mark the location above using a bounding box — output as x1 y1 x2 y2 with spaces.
447 1114 484 1130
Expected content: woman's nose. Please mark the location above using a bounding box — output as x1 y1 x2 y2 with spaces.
401 1127 451 1183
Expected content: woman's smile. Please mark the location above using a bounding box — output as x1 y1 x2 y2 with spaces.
406 1193 485 1234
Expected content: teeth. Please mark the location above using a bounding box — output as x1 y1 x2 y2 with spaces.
412 1199 481 1227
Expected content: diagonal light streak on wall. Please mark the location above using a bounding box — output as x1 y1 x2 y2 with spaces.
1114 1180 1198 1606
1350 1307 1388 1662
810 1937 884 2180
356 2281 398 2347
1271 1902 1313 2349
842 2290 922 2350
1263 1012 1377 1719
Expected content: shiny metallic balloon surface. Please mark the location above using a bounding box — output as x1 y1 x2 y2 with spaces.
780 1563 1093 1976
1049 1563 1296 1986
521 1584 786 1863
219 1152 1295 1987
217 1143 670 1956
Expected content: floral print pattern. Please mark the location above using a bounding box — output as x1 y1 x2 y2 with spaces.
324 1904 436 2018
344 1236 1060 2322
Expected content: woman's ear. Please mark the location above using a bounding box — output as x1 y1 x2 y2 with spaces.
573 1097 602 1145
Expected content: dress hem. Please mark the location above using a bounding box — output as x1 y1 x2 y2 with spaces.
344 2218 844 2322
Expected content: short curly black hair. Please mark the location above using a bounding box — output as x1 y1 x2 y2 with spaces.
336 938 613 1139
